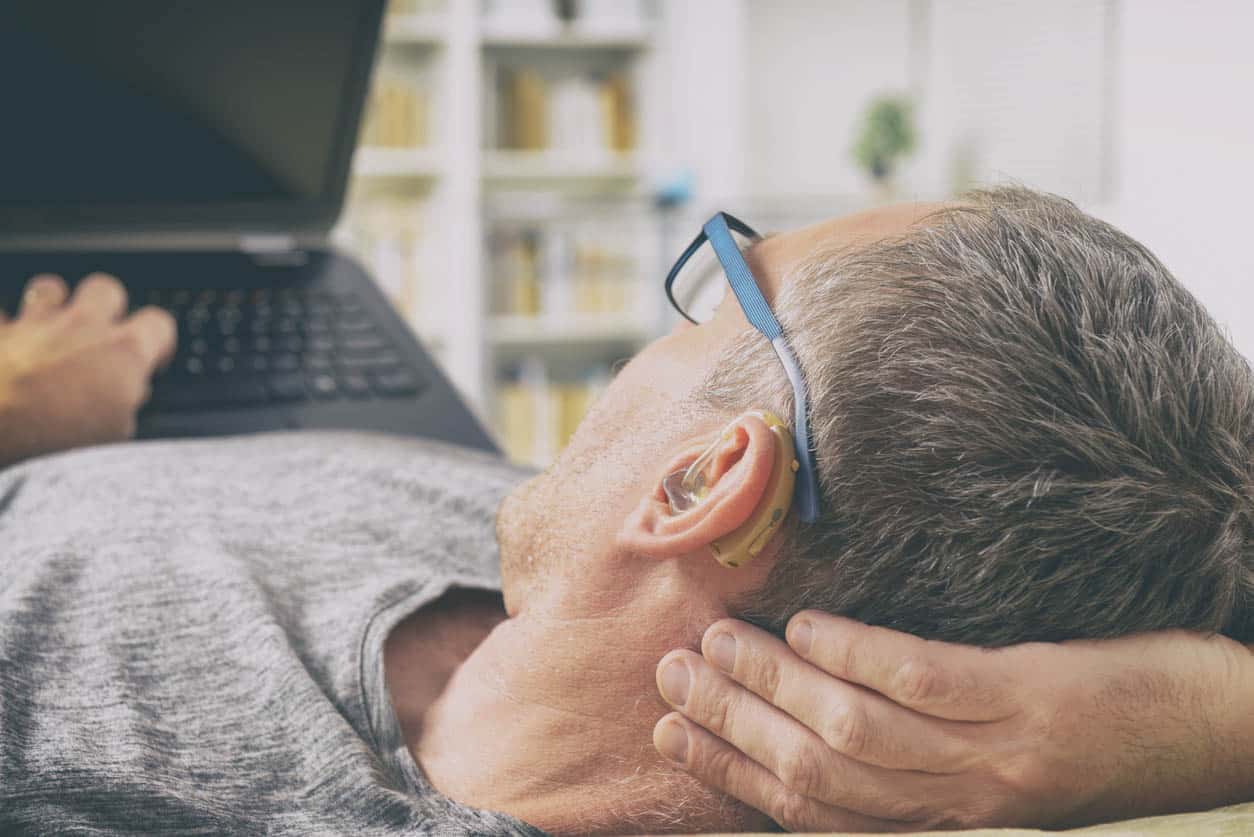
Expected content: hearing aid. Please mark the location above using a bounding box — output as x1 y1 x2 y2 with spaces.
662 410 799 569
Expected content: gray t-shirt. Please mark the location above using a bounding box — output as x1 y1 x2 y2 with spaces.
0 432 548 836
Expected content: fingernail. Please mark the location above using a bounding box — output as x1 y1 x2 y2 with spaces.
708 632 737 673
659 658 690 706
656 718 689 763
790 619 814 656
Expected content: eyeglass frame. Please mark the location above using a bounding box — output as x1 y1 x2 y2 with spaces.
664 211 820 524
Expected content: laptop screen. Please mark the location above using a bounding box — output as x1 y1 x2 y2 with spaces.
0 0 383 237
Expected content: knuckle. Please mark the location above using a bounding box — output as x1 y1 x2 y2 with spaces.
893 656 944 705
700 687 736 736
832 632 859 677
820 700 868 758
993 750 1058 804
755 649 785 703
699 739 743 787
771 790 815 832
776 740 827 799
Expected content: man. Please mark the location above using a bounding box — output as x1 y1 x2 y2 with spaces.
2 187 1253 834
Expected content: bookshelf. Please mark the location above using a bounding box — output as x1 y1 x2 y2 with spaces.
383 13 448 45
335 0 665 469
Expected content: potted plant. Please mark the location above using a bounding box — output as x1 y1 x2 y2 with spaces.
853 95 916 198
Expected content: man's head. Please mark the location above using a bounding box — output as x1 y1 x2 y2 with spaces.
499 187 1254 648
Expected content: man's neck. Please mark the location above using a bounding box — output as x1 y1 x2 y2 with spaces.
392 567 755 835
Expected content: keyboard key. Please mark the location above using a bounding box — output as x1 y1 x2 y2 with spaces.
339 351 400 371
304 353 333 371
335 315 374 333
339 373 371 398
267 374 307 402
340 334 387 353
370 369 423 397
271 353 301 372
308 373 339 399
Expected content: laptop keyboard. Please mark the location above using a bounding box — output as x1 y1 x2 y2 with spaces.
142 286 427 412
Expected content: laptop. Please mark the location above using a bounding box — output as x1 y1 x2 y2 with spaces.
0 0 496 452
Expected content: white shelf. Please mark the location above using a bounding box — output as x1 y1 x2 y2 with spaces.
480 27 652 51
489 314 654 348
384 14 447 45
481 150 642 184
352 147 443 179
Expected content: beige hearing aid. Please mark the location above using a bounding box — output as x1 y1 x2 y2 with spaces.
662 410 799 568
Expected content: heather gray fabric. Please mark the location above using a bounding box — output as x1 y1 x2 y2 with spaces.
0 432 547 836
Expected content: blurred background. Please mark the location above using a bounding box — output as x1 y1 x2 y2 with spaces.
333 0 1254 469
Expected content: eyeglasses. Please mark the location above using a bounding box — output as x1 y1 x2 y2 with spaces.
664 212 820 524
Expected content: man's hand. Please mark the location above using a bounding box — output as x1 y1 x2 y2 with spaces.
654 612 1254 832
0 273 176 467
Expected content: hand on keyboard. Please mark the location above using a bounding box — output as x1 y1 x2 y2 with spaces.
0 272 177 467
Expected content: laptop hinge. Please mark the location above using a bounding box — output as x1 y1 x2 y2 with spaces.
239 234 300 254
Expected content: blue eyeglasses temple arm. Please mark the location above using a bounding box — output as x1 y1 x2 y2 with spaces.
704 213 820 524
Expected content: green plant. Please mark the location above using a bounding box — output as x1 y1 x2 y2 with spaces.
853 95 916 181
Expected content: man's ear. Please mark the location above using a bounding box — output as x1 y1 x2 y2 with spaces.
619 412 777 559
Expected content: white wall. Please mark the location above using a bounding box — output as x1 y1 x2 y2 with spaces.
916 0 1109 203
743 0 912 197
1098 0 1254 360
670 0 1254 360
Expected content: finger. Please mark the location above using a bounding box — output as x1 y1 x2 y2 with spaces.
702 619 974 772
654 713 916 833
69 272 129 322
657 649 942 821
787 611 1020 721
19 274 70 318
117 306 178 375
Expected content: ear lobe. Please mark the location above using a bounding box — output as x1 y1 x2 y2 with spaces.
618 413 778 560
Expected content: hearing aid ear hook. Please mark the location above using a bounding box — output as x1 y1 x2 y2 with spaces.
663 410 799 569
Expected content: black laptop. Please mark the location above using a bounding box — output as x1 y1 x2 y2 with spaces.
0 0 496 451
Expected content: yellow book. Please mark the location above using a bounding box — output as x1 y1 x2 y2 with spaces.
507 69 548 150
605 73 635 152
508 237 540 316
498 383 535 465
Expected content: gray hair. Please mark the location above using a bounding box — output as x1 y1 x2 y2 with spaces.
706 187 1254 646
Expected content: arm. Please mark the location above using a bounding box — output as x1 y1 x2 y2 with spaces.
0 273 176 468
654 612 1254 832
